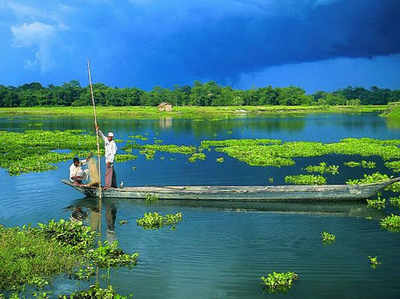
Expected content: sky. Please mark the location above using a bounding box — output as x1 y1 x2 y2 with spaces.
0 0 399 92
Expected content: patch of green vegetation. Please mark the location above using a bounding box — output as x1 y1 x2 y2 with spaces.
188 153 206 162
200 139 281 149
304 162 339 175
385 160 400 172
154 139 163 144
260 272 299 293
368 256 381 268
366 197 386 210
285 175 326 185
145 193 159 202
136 212 182 230
125 143 196 160
59 284 132 299
0 220 138 292
0 130 100 175
139 149 156 160
213 138 400 168
216 157 224 163
321 232 336 243
344 161 360 168
268 177 274 183
389 196 400 208
119 220 128 225
345 160 376 169
0 105 387 120
129 134 148 141
346 172 390 185
380 214 400 232
115 154 137 162
87 241 138 268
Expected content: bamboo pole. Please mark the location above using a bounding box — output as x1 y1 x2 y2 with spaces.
87 60 103 231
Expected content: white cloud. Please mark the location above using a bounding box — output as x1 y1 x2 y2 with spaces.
11 22 57 71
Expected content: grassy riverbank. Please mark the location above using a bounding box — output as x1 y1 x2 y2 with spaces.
0 105 387 119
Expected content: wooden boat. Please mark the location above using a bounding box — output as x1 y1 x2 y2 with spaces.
61 177 400 201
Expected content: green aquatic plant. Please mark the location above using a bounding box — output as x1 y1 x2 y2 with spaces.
0 219 138 291
344 161 360 168
389 196 400 208
145 193 159 202
129 134 148 141
321 232 336 243
0 130 105 175
260 272 298 293
304 162 339 175
136 212 183 230
345 160 376 169
216 157 224 163
139 148 156 160
285 175 326 185
268 177 274 183
368 256 381 268
119 220 128 225
200 138 281 149
59 284 132 299
385 160 400 172
188 152 206 162
346 172 390 185
212 138 400 168
380 214 400 232
366 197 386 210
115 154 137 162
87 241 139 268
361 160 376 169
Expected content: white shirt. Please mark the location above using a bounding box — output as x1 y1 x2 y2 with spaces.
69 160 87 182
99 130 117 163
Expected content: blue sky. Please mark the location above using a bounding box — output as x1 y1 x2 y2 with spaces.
0 0 399 92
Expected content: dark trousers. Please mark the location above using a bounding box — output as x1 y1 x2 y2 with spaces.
105 163 117 188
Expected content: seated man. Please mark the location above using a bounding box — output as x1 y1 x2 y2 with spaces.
69 157 89 185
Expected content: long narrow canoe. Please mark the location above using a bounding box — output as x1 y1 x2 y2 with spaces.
62 177 400 201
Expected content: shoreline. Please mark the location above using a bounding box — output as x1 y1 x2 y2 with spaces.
0 105 387 119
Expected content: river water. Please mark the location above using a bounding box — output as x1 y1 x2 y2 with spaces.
1 112 400 298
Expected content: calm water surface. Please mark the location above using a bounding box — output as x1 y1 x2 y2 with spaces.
1 112 400 298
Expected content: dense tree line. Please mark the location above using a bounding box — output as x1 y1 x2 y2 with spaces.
0 80 399 107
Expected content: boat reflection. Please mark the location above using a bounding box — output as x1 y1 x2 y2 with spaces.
68 197 382 221
65 198 118 243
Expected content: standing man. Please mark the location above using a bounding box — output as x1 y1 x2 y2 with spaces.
96 125 117 189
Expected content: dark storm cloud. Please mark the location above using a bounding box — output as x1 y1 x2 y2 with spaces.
2 0 400 88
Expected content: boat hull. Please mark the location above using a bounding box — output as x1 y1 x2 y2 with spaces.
61 179 399 201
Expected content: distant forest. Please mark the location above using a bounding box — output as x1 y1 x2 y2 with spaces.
0 80 399 107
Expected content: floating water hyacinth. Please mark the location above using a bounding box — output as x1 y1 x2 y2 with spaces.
188 152 206 162
366 198 386 210
380 214 400 232
304 162 339 175
136 212 182 230
261 272 299 293
321 232 336 243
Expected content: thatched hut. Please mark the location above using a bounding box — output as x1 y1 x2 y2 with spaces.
158 102 173 112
